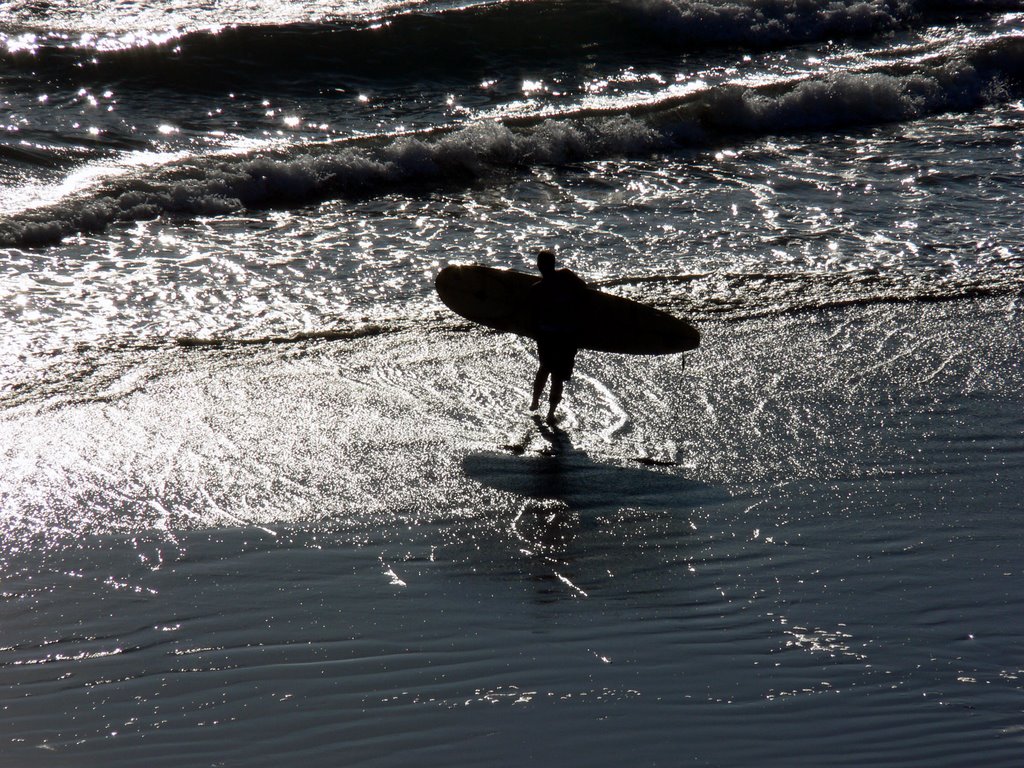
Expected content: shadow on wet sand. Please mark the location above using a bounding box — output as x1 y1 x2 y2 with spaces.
462 420 726 513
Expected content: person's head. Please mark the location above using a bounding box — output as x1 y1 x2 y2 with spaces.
537 249 556 276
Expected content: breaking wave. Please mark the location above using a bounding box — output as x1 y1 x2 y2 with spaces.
631 0 917 46
628 0 1023 47
2 34 1023 248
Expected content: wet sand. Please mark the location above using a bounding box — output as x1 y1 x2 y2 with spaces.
1 298 1022 766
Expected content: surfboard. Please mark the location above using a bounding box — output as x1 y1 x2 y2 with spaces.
435 264 700 355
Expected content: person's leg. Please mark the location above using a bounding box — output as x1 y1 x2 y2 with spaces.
531 365 549 410
547 375 564 423
546 343 577 423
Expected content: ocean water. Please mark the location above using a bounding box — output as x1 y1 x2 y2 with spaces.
2 0 1023 765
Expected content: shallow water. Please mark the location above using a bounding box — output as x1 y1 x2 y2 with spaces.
3 298 1022 765
3 0 1024 765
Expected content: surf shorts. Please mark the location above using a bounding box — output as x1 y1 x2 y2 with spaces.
537 335 578 380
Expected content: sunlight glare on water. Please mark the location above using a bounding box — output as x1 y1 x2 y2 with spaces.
1 2 1023 766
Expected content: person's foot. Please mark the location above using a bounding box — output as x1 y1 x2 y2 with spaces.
546 409 560 425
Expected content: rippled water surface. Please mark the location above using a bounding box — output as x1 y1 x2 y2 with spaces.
2 1 1023 766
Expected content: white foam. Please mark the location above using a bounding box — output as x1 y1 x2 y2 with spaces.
656 34 1024 139
627 0 916 45
0 117 665 247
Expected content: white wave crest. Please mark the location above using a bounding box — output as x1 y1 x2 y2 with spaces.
653 35 1024 137
0 117 663 248
625 0 918 45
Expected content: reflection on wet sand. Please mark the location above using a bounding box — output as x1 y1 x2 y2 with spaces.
462 418 727 561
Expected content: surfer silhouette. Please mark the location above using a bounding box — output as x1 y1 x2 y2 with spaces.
529 249 587 424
